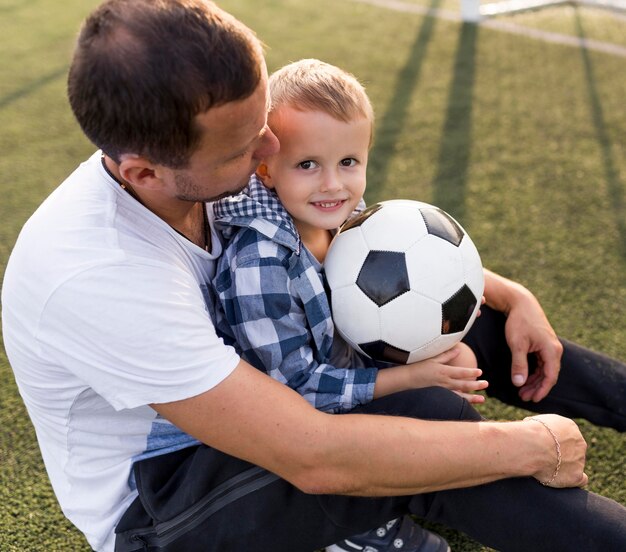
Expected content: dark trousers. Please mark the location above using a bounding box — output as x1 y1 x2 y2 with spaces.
464 306 626 431
116 307 626 551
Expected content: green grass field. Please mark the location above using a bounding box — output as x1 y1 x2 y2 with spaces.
1 0 624 550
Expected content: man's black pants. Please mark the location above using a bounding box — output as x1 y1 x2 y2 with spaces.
115 307 626 551
465 306 626 432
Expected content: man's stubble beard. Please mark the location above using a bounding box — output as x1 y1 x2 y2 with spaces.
174 171 251 203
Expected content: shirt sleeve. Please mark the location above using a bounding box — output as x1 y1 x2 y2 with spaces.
215 241 377 414
38 260 240 410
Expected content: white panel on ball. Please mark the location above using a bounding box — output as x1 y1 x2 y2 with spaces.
379 291 442 352
465 264 485 301
324 227 370 290
459 238 485 298
330 285 381 345
359 201 429 252
405 237 465 302
407 332 466 363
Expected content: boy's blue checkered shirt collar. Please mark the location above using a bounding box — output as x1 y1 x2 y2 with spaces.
212 174 302 254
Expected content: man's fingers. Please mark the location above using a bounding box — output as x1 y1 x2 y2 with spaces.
511 347 529 388
519 378 542 402
526 348 561 402
530 372 559 403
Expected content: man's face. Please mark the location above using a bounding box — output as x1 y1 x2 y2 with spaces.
162 69 279 203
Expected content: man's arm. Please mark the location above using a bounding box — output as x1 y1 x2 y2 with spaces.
152 359 587 496
483 269 563 402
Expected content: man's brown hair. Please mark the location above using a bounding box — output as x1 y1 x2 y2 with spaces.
68 0 263 167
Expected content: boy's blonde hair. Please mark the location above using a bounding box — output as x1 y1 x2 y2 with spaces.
269 59 374 131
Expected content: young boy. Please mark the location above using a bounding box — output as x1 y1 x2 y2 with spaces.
213 59 486 552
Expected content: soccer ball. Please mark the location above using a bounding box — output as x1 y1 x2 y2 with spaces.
324 199 484 364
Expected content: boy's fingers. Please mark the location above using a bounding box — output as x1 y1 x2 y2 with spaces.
446 367 483 379
453 391 486 404
450 379 488 392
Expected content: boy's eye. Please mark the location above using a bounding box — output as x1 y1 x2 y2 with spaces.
340 158 357 167
298 160 318 170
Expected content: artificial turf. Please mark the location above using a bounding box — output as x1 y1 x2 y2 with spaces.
1 1 624 550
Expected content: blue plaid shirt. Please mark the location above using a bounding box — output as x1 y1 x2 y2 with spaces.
212 175 377 413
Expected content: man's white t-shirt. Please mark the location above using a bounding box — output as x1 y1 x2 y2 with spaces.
2 152 240 551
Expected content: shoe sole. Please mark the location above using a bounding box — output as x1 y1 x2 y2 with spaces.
326 544 451 552
326 545 360 552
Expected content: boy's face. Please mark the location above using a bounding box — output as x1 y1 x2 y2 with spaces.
261 106 370 234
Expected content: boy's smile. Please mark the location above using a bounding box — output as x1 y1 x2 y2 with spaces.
259 106 370 242
311 199 348 211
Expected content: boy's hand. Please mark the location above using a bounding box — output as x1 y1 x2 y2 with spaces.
405 346 489 403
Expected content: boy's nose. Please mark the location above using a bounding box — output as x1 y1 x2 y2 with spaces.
320 172 342 192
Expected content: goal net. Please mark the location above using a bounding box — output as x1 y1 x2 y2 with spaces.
461 0 626 21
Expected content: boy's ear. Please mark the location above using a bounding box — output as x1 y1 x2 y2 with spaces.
256 163 274 188
118 155 163 191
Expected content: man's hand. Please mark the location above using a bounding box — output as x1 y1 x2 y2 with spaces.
483 270 563 402
505 291 563 402
525 414 588 488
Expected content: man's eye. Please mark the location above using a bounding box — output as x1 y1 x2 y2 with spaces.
340 158 357 167
298 160 318 170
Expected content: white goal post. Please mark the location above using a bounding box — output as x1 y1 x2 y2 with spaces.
461 0 626 22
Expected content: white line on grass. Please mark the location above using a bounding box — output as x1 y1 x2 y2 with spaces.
349 0 626 58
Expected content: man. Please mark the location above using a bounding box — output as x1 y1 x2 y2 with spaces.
2 1 625 551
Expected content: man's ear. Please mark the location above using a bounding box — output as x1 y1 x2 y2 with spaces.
118 155 163 191
256 163 274 188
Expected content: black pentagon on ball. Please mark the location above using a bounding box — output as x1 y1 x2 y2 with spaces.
359 340 410 364
441 284 478 334
339 203 383 232
357 250 410 306
420 207 464 247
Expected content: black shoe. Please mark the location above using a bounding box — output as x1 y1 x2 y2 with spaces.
326 516 450 552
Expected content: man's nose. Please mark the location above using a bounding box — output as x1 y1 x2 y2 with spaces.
253 125 280 159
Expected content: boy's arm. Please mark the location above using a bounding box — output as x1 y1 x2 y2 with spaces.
215 245 377 413
152 358 589 495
